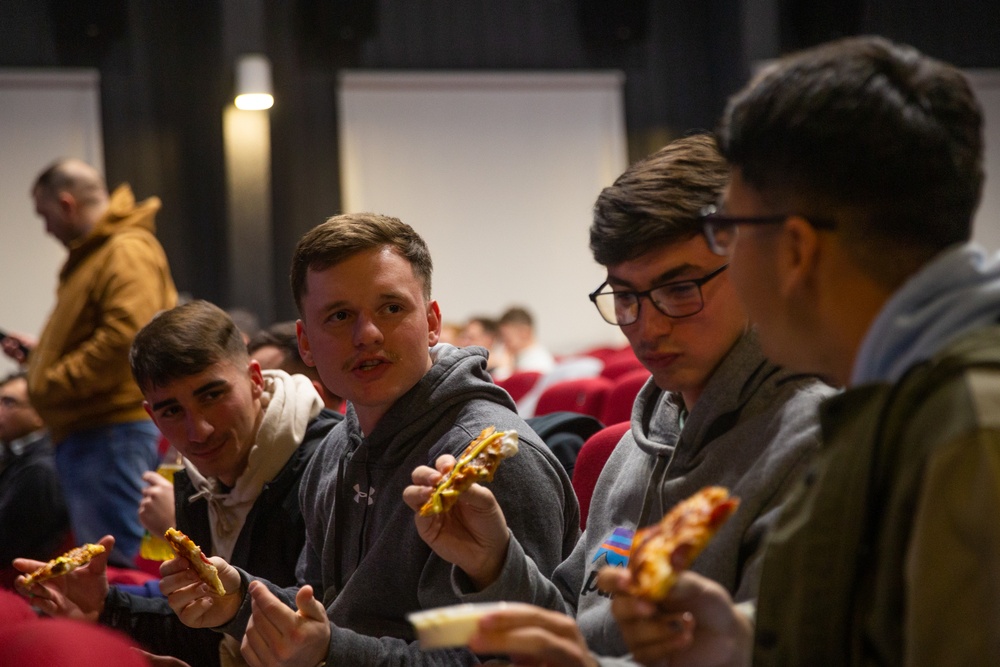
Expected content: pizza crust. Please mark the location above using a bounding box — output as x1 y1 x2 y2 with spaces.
164 527 226 596
21 543 106 588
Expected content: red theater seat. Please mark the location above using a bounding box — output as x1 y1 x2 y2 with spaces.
534 376 613 420
495 371 543 403
599 349 645 380
572 421 630 529
600 368 651 426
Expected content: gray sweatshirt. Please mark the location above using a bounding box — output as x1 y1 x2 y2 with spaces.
460 333 833 663
226 344 580 665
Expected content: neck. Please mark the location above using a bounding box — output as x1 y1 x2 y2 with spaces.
820 280 890 388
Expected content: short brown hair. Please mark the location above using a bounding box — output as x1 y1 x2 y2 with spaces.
590 134 728 266
499 306 534 328
290 213 433 314
130 300 248 391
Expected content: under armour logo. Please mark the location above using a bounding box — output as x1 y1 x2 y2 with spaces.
353 484 375 505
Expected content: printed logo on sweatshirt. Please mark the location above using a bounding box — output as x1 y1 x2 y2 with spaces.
592 526 634 567
581 527 634 599
353 483 375 505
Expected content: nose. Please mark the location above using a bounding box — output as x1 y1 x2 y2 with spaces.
185 411 214 443
353 311 385 347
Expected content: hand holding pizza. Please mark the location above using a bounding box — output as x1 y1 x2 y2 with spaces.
12 534 115 622
241 582 330 667
599 568 752 667
159 531 242 629
403 452 511 590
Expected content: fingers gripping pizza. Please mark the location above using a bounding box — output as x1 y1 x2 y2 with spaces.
21 543 106 588
164 527 226 596
419 426 519 517
628 486 740 602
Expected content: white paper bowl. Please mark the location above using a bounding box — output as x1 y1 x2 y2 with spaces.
408 602 509 649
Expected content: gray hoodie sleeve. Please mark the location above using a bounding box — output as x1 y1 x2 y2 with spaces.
451 526 586 615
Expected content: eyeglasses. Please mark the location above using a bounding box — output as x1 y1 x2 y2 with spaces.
589 264 729 326
700 205 836 256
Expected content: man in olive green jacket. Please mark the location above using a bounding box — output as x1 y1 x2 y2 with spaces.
604 36 1000 666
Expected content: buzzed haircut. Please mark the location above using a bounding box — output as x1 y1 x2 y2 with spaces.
718 35 983 285
467 316 499 337
499 307 534 328
32 158 107 206
130 300 248 391
590 134 729 266
290 213 433 314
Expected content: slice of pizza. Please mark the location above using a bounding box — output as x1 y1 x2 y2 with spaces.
628 486 740 602
164 527 226 596
21 543 106 589
419 426 519 517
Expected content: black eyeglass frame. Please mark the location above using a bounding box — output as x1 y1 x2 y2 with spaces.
588 264 730 326
699 205 836 256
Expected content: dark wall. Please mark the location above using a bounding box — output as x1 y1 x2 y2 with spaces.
3 0 999 322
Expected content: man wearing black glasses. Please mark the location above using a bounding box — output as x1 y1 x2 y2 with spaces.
608 36 1000 666
404 134 832 664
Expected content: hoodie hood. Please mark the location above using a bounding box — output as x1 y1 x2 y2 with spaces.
852 243 1000 385
343 343 516 467
62 184 161 279
630 331 774 462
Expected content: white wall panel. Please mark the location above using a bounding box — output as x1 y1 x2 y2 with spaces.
0 69 103 377
338 71 629 355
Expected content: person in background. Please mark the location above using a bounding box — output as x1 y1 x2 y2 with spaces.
438 321 462 346
457 315 512 379
159 213 578 666
248 321 344 411
0 371 69 589
498 305 556 374
403 134 832 665
226 307 260 346
13 300 340 666
1 158 177 568
606 35 1000 666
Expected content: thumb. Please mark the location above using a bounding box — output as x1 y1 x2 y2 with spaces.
295 585 327 622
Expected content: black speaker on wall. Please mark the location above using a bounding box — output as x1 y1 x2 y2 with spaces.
295 0 378 66
577 0 650 46
48 0 128 65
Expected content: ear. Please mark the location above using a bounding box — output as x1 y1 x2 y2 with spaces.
296 319 316 368
248 359 265 398
426 300 442 347
57 191 76 216
777 216 823 299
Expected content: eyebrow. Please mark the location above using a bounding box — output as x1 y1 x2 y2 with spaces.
607 263 700 290
321 291 411 311
150 379 228 412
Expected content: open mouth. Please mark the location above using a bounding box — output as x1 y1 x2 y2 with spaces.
357 358 385 371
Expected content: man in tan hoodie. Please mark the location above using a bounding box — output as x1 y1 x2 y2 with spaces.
1 159 177 567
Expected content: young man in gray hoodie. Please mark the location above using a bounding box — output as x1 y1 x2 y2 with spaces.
159 214 579 666
404 134 833 665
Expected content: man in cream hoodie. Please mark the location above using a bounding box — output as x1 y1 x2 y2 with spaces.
13 300 340 666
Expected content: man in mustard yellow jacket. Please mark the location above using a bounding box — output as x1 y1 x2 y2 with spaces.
2 159 176 567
